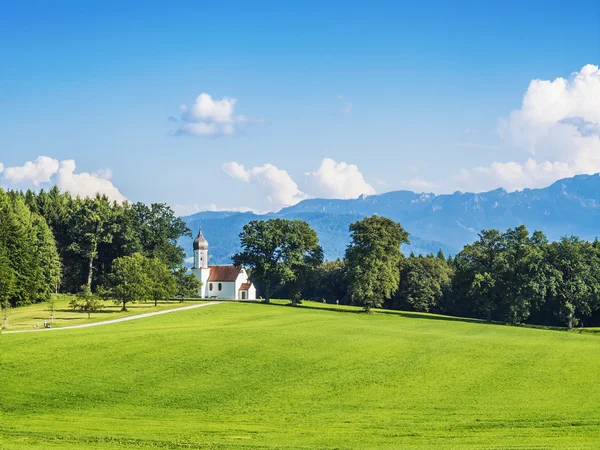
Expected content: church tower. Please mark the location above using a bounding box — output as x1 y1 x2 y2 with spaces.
193 229 209 269
191 228 211 296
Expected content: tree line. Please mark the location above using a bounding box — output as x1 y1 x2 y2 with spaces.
0 187 199 311
235 217 600 329
3 184 600 329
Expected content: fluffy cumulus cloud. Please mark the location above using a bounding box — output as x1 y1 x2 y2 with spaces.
305 158 375 198
0 156 126 202
56 160 127 203
3 156 59 186
457 64 600 192
223 162 308 210
173 93 249 137
222 158 377 211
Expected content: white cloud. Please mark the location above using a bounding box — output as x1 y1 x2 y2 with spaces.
222 162 308 211
305 158 375 199
0 156 126 202
3 156 60 186
457 64 600 192
174 93 251 137
56 160 127 203
222 161 251 182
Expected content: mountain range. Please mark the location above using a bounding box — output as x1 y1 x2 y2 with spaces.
180 173 600 265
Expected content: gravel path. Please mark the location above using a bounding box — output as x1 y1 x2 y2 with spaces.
2 301 222 334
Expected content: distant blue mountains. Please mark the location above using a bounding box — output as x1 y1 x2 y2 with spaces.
181 173 600 264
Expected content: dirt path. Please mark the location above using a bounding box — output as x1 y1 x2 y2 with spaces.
2 301 222 334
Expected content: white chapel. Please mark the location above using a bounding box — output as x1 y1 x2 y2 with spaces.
190 229 256 300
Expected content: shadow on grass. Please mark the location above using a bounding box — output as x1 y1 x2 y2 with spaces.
241 300 594 334
241 300 486 326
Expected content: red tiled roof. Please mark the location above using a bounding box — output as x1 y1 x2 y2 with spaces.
208 265 242 282
239 282 252 291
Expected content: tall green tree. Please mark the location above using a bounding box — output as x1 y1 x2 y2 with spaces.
68 195 117 290
132 203 190 269
30 214 62 302
144 257 177 306
452 227 549 324
345 216 409 312
0 246 15 308
393 255 453 313
544 237 600 328
2 195 37 306
103 253 150 311
233 219 323 303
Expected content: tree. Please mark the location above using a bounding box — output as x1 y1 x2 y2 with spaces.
69 285 103 318
132 202 190 269
544 237 600 328
299 259 348 304
0 246 15 309
103 253 150 311
393 255 453 313
143 257 177 306
173 267 202 300
1 194 37 306
451 227 550 324
68 195 117 290
345 216 409 312
30 214 62 302
233 219 323 304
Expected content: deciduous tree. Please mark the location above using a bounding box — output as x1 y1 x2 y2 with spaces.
233 219 323 304
345 216 409 312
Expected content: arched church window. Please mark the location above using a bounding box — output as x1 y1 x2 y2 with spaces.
209 283 213 291
218 283 222 291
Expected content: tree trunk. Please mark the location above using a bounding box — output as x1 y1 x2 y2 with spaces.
121 300 127 312
154 298 158 307
264 283 271 304
86 242 96 289
88 312 91 319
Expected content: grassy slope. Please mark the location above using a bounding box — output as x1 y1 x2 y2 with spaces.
3 296 209 331
1 301 600 449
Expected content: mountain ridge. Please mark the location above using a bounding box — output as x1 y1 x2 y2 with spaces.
180 173 600 264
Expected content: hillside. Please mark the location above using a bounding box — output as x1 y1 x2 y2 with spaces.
2 302 600 449
181 173 600 264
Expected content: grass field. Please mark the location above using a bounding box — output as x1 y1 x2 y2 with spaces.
2 295 208 331
2 301 600 449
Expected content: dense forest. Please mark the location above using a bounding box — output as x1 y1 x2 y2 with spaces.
0 186 197 309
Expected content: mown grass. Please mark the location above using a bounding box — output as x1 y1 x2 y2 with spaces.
2 295 208 331
2 301 600 449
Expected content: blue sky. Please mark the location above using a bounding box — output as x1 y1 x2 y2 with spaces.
1 0 599 214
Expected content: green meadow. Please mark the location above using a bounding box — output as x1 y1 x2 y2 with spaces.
3 295 208 331
2 301 600 449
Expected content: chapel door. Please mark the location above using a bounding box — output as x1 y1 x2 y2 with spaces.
241 291 246 300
